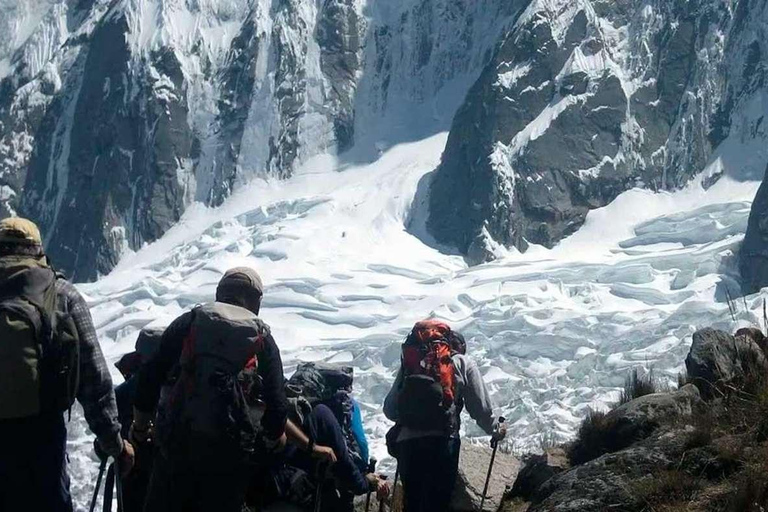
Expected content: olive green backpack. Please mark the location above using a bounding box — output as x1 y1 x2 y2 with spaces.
0 257 80 419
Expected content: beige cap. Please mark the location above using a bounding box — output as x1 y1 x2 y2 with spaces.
0 217 42 246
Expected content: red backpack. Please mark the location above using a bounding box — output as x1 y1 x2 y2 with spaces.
398 320 459 432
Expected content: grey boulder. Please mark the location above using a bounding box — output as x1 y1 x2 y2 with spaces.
685 328 768 398
451 442 520 512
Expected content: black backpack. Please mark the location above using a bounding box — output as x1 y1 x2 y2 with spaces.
155 302 269 464
286 362 365 471
0 256 79 419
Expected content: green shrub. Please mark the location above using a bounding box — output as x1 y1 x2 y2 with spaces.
620 368 661 406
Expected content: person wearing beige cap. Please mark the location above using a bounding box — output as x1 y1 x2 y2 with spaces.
0 217 135 512
132 266 330 512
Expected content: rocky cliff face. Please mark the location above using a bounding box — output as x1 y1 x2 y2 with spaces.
428 0 768 263
0 0 524 280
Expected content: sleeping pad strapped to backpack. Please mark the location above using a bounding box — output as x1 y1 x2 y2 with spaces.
286 362 366 472
398 320 460 433
155 302 267 465
0 257 80 419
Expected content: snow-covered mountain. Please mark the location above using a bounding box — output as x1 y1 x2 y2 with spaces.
0 0 526 280
5 0 768 509
4 1 768 281
429 0 768 263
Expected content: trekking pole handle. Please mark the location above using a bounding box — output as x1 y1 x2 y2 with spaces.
368 457 377 473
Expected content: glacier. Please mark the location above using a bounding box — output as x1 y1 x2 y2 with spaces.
64 132 764 510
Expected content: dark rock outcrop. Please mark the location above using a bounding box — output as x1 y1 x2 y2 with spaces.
520 427 693 511
602 384 702 443
685 328 768 398
740 167 768 294
509 448 569 502
427 0 768 263
0 0 525 280
503 326 768 512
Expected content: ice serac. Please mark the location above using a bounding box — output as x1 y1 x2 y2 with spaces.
428 0 768 263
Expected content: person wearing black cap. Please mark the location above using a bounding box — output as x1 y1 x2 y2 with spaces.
132 267 332 512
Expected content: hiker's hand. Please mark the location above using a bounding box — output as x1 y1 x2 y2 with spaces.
491 420 507 444
93 438 109 462
118 440 135 477
265 432 288 453
311 444 337 464
367 474 390 501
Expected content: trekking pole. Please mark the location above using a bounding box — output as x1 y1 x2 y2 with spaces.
89 459 108 512
115 461 125 512
103 464 115 512
391 463 399 510
364 458 377 512
377 475 389 512
480 417 506 511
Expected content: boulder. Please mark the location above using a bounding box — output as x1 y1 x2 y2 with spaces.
522 427 693 511
603 384 702 442
508 448 569 502
451 443 520 512
352 444 518 512
740 168 768 294
685 328 768 398
735 327 768 355
567 385 702 467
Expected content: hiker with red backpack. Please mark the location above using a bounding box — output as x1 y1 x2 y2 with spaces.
0 218 135 512
384 320 507 512
131 267 337 512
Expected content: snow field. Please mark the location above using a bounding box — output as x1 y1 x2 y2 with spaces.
69 133 763 509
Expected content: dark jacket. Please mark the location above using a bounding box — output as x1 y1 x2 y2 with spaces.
57 278 123 456
134 309 288 440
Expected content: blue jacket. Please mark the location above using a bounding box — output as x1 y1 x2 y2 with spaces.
350 399 369 466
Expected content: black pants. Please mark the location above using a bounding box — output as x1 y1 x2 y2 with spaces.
143 438 250 512
0 413 73 512
399 436 461 512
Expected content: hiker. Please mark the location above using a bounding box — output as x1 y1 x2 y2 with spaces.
251 362 388 511
111 327 164 512
131 267 334 512
384 320 507 512
0 217 134 512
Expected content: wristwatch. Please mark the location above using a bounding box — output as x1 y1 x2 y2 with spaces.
306 439 315 453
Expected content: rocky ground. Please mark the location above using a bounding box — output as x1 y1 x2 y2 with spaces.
500 326 768 512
